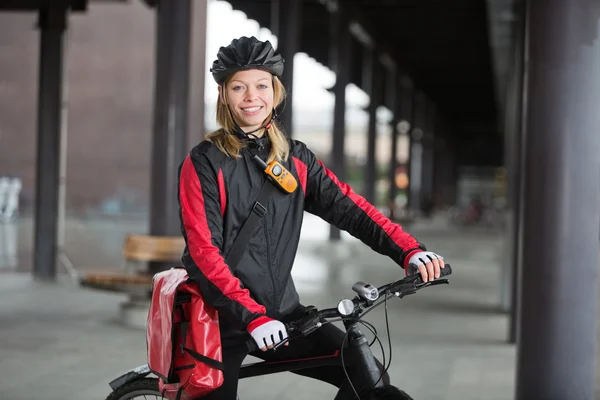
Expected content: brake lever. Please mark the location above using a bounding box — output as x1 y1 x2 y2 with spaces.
389 277 450 297
297 317 323 336
415 278 450 289
273 337 290 351
390 282 418 296
273 315 322 351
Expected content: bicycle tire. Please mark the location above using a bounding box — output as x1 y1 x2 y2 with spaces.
105 378 164 400
358 384 415 400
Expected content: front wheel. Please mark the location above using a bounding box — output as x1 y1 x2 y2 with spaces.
358 384 415 400
105 378 164 400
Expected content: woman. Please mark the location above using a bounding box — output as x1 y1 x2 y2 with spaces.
178 36 446 399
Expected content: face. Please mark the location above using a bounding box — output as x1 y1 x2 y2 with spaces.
220 69 274 134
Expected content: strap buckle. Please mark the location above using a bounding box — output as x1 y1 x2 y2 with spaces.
252 202 267 217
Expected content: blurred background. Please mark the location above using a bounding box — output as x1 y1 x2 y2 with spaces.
0 1 599 399
0 0 508 273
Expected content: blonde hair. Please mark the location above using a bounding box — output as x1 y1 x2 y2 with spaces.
206 74 289 163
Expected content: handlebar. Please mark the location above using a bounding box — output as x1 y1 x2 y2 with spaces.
380 263 453 298
246 264 453 352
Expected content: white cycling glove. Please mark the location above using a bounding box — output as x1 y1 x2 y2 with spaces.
248 318 288 350
407 251 444 275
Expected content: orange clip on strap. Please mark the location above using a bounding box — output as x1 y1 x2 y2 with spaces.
252 155 297 194
264 161 297 194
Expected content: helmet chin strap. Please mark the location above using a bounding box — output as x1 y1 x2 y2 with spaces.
227 105 279 140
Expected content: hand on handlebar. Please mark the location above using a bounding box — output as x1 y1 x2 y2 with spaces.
245 266 453 354
407 251 446 283
247 317 289 352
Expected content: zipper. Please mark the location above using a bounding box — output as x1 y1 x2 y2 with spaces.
263 210 278 312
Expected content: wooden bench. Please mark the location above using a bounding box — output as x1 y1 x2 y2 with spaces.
79 234 185 297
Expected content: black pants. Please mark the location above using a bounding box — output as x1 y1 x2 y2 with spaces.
201 306 390 400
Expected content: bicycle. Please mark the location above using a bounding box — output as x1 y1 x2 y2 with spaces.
105 264 453 400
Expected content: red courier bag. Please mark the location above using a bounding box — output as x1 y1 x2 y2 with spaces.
147 267 224 400
146 175 278 399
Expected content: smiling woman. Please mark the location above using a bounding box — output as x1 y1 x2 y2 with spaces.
208 37 289 163
170 35 445 400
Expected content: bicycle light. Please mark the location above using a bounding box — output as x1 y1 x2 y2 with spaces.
337 299 355 316
352 281 379 301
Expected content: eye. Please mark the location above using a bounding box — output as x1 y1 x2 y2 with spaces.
258 84 269 89
232 85 244 91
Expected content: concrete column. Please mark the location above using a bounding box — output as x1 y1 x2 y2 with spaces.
502 0 527 343
515 1 600 399
420 102 436 216
33 6 67 280
363 50 382 205
398 81 414 211
271 0 302 137
408 91 425 214
188 0 208 145
432 128 456 208
328 6 351 241
149 0 193 272
386 74 399 213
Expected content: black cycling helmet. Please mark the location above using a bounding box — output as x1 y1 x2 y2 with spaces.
210 36 285 84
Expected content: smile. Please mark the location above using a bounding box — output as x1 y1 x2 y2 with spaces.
241 106 263 114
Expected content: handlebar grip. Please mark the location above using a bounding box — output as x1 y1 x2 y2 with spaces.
245 332 291 354
408 263 452 278
245 320 295 354
440 264 452 277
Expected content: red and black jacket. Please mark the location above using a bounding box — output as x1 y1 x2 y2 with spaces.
177 135 426 331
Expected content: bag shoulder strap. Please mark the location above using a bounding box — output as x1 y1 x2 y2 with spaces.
225 179 277 272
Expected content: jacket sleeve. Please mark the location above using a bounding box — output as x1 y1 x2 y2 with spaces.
297 143 426 269
178 153 267 329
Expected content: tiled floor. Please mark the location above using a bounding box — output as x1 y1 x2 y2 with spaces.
0 213 590 399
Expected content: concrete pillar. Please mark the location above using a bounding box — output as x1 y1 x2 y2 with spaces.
432 128 456 208
398 80 414 211
33 6 67 280
188 0 208 145
149 0 193 272
408 91 425 214
515 1 600 399
420 101 436 216
363 49 382 205
386 74 399 213
328 5 351 241
502 0 527 343
271 0 302 137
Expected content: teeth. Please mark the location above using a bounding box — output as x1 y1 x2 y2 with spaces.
242 107 261 112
